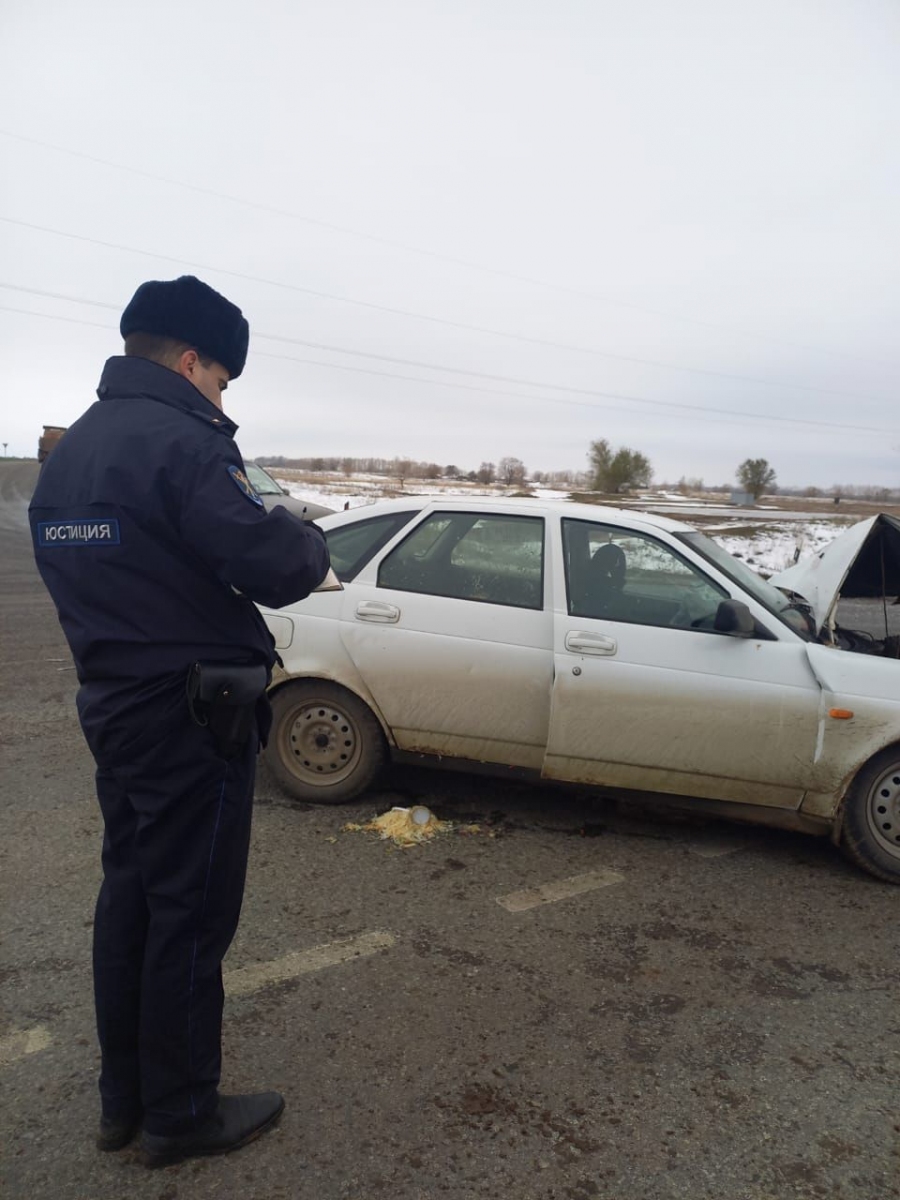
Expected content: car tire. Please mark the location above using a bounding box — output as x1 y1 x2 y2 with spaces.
266 679 386 803
840 746 900 884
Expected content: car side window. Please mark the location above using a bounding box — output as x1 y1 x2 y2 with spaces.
379 512 545 609
325 512 417 581
563 518 726 630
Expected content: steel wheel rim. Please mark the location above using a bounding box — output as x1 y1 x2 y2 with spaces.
865 763 900 860
283 699 363 785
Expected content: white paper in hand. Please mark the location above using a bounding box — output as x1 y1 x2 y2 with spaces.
314 567 343 592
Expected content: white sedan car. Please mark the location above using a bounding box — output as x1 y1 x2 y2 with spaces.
259 498 900 884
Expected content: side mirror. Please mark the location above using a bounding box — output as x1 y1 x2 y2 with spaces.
281 486 290 495
714 598 755 637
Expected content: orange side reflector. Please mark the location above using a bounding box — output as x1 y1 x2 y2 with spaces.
828 708 854 720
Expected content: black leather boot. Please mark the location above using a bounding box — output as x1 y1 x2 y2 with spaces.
140 1092 285 1168
96 1112 142 1151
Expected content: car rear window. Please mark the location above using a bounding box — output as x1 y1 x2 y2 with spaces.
378 511 545 609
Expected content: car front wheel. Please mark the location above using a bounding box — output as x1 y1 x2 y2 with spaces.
840 746 900 884
266 679 386 803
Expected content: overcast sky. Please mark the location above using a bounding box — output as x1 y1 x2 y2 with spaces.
1 0 897 487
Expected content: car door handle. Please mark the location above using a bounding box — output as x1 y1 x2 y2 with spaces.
356 600 400 624
565 630 617 655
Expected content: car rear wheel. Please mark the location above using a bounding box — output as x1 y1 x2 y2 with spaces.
840 746 900 884
267 680 386 803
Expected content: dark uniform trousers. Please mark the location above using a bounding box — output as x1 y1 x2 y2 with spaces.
91 702 257 1136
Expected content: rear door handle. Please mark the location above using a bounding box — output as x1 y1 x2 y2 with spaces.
565 630 617 655
356 600 400 624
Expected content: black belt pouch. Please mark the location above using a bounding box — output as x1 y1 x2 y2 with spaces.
186 661 269 759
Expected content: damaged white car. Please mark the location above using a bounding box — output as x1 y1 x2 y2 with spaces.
259 500 900 884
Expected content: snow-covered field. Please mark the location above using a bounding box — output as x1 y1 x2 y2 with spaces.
702 519 851 575
273 475 855 577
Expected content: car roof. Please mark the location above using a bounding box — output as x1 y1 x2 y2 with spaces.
318 494 696 535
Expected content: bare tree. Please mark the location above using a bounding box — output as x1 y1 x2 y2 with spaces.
676 476 704 495
736 458 776 501
393 458 414 488
498 456 527 486
476 461 495 484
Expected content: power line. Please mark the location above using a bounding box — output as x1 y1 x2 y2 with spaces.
0 300 890 437
0 283 120 311
1 125 892 371
0 304 112 331
252 349 880 437
253 334 893 432
0 248 890 409
1 281 893 433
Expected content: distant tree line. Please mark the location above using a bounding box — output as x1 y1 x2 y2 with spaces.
796 483 898 502
257 454 552 487
259 455 447 478
257 451 897 501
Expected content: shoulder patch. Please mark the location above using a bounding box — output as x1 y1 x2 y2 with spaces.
228 465 265 509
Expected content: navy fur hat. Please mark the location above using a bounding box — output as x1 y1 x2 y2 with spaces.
120 275 250 378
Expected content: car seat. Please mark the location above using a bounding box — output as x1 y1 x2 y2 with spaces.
581 542 627 618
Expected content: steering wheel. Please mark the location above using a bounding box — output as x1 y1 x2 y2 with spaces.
667 602 693 628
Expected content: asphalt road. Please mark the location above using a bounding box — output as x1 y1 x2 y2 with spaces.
1 464 898 1200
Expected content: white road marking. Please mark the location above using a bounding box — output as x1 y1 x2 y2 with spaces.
224 930 396 998
1 936 394 1069
687 836 749 859
497 868 625 913
0 1025 52 1066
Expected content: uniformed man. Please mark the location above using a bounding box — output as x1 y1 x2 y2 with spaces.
29 276 331 1167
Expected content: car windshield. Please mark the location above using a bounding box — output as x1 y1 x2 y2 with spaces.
677 530 812 639
244 462 284 496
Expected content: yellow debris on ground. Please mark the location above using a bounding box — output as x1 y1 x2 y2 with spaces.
343 805 450 847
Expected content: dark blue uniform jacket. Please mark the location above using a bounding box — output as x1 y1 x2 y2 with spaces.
30 356 330 762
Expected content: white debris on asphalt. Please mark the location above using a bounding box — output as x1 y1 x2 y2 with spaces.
344 805 450 847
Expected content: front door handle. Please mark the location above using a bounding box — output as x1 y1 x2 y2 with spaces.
565 630 617 656
356 600 400 624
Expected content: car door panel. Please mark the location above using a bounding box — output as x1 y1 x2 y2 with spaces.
546 516 823 808
340 511 553 768
544 619 823 806
341 587 552 767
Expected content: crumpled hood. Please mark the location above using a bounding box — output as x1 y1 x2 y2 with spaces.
771 513 900 632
